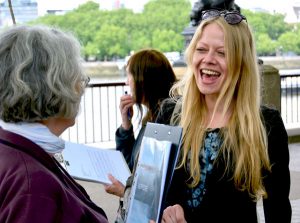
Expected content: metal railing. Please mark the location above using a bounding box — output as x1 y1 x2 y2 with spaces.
61 71 300 146
280 71 300 131
60 82 126 147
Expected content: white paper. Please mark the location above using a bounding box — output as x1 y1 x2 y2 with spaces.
126 136 172 223
62 141 131 185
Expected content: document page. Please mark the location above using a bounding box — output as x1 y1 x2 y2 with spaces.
126 136 172 223
62 141 131 185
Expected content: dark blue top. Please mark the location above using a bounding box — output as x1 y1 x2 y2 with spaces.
115 125 145 171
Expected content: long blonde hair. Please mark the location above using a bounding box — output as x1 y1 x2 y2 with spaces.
171 17 271 199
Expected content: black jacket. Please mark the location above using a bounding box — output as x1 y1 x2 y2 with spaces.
156 99 291 223
115 125 145 171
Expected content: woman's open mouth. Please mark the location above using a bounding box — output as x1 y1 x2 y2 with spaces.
200 69 221 83
200 69 221 78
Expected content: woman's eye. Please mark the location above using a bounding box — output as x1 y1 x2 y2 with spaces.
218 51 225 56
196 48 207 53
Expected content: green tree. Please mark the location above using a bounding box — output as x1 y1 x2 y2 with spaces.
143 0 191 33
256 33 277 56
84 42 100 60
152 29 184 52
278 32 300 54
93 24 129 60
29 1 300 59
243 10 290 40
130 30 152 50
242 9 294 55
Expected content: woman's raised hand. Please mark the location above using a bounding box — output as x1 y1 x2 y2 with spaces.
119 93 134 130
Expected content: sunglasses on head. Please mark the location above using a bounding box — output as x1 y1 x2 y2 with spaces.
201 9 247 25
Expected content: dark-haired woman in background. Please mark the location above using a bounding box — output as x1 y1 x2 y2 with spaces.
105 48 176 222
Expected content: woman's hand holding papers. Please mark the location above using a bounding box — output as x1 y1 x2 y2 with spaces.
104 174 125 197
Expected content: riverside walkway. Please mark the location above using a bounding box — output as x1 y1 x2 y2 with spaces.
77 142 300 223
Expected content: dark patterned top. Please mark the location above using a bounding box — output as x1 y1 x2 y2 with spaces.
186 128 222 209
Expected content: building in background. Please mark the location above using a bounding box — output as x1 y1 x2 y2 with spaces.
236 0 300 23
293 2 300 22
37 0 91 16
0 0 38 27
97 0 147 12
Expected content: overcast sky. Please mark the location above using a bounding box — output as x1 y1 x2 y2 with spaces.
236 0 296 12
35 0 299 22
36 0 296 12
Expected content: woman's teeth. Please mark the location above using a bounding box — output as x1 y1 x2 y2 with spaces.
201 69 220 76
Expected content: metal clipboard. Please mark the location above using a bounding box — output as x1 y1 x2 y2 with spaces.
126 122 183 223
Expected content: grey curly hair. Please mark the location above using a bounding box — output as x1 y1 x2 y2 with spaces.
0 25 87 122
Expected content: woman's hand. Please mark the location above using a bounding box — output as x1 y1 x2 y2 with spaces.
104 174 125 197
119 94 134 130
161 204 187 223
